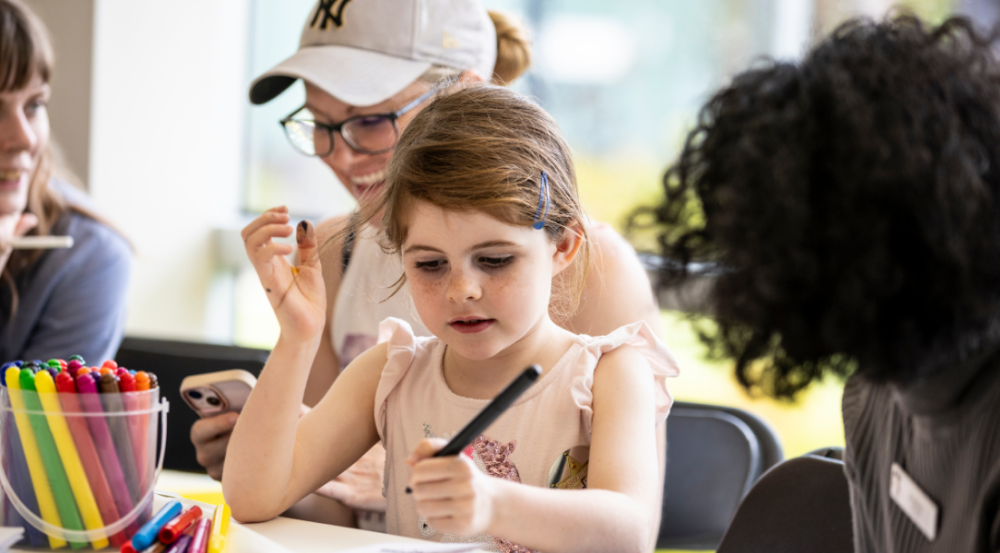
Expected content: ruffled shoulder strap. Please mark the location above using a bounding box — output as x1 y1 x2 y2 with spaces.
373 317 422 443
571 321 680 439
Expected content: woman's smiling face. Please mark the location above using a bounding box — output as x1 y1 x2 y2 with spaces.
401 200 575 361
303 80 434 212
0 73 48 217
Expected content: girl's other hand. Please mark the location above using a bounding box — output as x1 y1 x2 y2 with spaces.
315 443 388 512
407 438 496 536
241 206 326 341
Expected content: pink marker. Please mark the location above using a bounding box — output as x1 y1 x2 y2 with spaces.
75 371 139 536
55 372 128 547
65 360 82 378
188 517 211 553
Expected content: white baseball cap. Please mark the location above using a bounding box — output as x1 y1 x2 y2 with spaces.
249 0 498 107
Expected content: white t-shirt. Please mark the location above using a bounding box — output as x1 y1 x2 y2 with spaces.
332 227 431 369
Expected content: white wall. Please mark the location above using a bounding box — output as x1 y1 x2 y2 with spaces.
24 0 95 187
89 0 251 342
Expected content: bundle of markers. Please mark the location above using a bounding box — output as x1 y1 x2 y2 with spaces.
120 500 230 553
0 356 166 549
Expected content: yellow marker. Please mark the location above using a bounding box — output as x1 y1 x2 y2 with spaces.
35 371 109 549
6 367 67 549
207 503 231 553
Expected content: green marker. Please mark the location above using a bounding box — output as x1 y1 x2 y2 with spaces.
19 369 87 549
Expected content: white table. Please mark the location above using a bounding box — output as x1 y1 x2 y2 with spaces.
10 490 486 552
234 515 434 552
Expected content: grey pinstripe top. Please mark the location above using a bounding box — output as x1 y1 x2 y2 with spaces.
843 351 1000 552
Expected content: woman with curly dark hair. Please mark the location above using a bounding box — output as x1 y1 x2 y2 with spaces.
640 14 1000 552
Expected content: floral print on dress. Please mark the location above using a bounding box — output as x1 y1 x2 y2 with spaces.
419 425 538 553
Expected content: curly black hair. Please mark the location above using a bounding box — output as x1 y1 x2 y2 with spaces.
636 14 1000 399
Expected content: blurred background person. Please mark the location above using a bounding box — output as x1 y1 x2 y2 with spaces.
643 13 1000 551
0 0 130 364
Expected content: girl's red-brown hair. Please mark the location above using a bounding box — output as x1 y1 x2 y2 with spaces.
349 84 592 322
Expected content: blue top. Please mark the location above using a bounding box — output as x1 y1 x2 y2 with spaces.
0 180 132 364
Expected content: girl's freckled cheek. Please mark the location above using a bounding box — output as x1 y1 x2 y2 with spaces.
488 275 510 298
411 275 445 296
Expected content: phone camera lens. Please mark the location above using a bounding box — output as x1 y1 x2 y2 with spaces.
206 396 221 406
187 390 203 400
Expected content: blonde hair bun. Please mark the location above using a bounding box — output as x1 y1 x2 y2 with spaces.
489 10 532 85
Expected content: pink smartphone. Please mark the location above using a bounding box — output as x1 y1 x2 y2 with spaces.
180 369 257 418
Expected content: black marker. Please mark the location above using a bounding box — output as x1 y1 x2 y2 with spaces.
406 365 541 493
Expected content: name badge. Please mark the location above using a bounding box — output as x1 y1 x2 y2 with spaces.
889 462 939 541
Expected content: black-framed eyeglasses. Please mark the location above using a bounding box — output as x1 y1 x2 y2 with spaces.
279 77 454 157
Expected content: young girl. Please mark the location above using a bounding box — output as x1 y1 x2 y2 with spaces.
224 85 678 553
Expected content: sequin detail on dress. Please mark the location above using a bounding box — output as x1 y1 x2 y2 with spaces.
419 425 538 553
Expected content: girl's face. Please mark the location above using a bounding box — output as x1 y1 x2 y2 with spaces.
402 200 579 361
303 80 433 211
0 73 49 217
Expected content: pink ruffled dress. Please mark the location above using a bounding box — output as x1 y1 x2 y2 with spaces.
374 318 680 552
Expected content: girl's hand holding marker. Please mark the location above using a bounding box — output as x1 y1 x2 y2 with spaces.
406 366 541 536
240 206 325 341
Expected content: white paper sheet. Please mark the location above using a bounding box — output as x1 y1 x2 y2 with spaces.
0 527 25 552
340 543 485 553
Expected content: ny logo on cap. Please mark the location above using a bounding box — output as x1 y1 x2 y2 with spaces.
311 0 351 30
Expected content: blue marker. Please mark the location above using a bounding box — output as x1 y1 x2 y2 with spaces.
129 500 182 551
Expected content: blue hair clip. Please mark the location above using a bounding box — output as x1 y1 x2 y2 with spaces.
532 171 550 230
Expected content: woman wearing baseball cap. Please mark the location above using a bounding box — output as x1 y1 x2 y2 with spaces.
196 0 664 530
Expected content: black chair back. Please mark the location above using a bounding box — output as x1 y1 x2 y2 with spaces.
657 403 783 550
114 337 269 473
716 454 854 553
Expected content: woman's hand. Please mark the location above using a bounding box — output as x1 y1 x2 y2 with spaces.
191 412 238 480
194 404 310 481
315 443 388 512
407 438 497 536
241 206 326 341
0 210 37 269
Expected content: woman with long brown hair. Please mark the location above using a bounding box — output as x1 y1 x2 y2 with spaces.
0 0 131 363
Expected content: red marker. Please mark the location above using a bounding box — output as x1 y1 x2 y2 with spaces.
117 369 137 393
117 369 148 490
54 372 128 547
102 359 118 370
158 505 202 543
